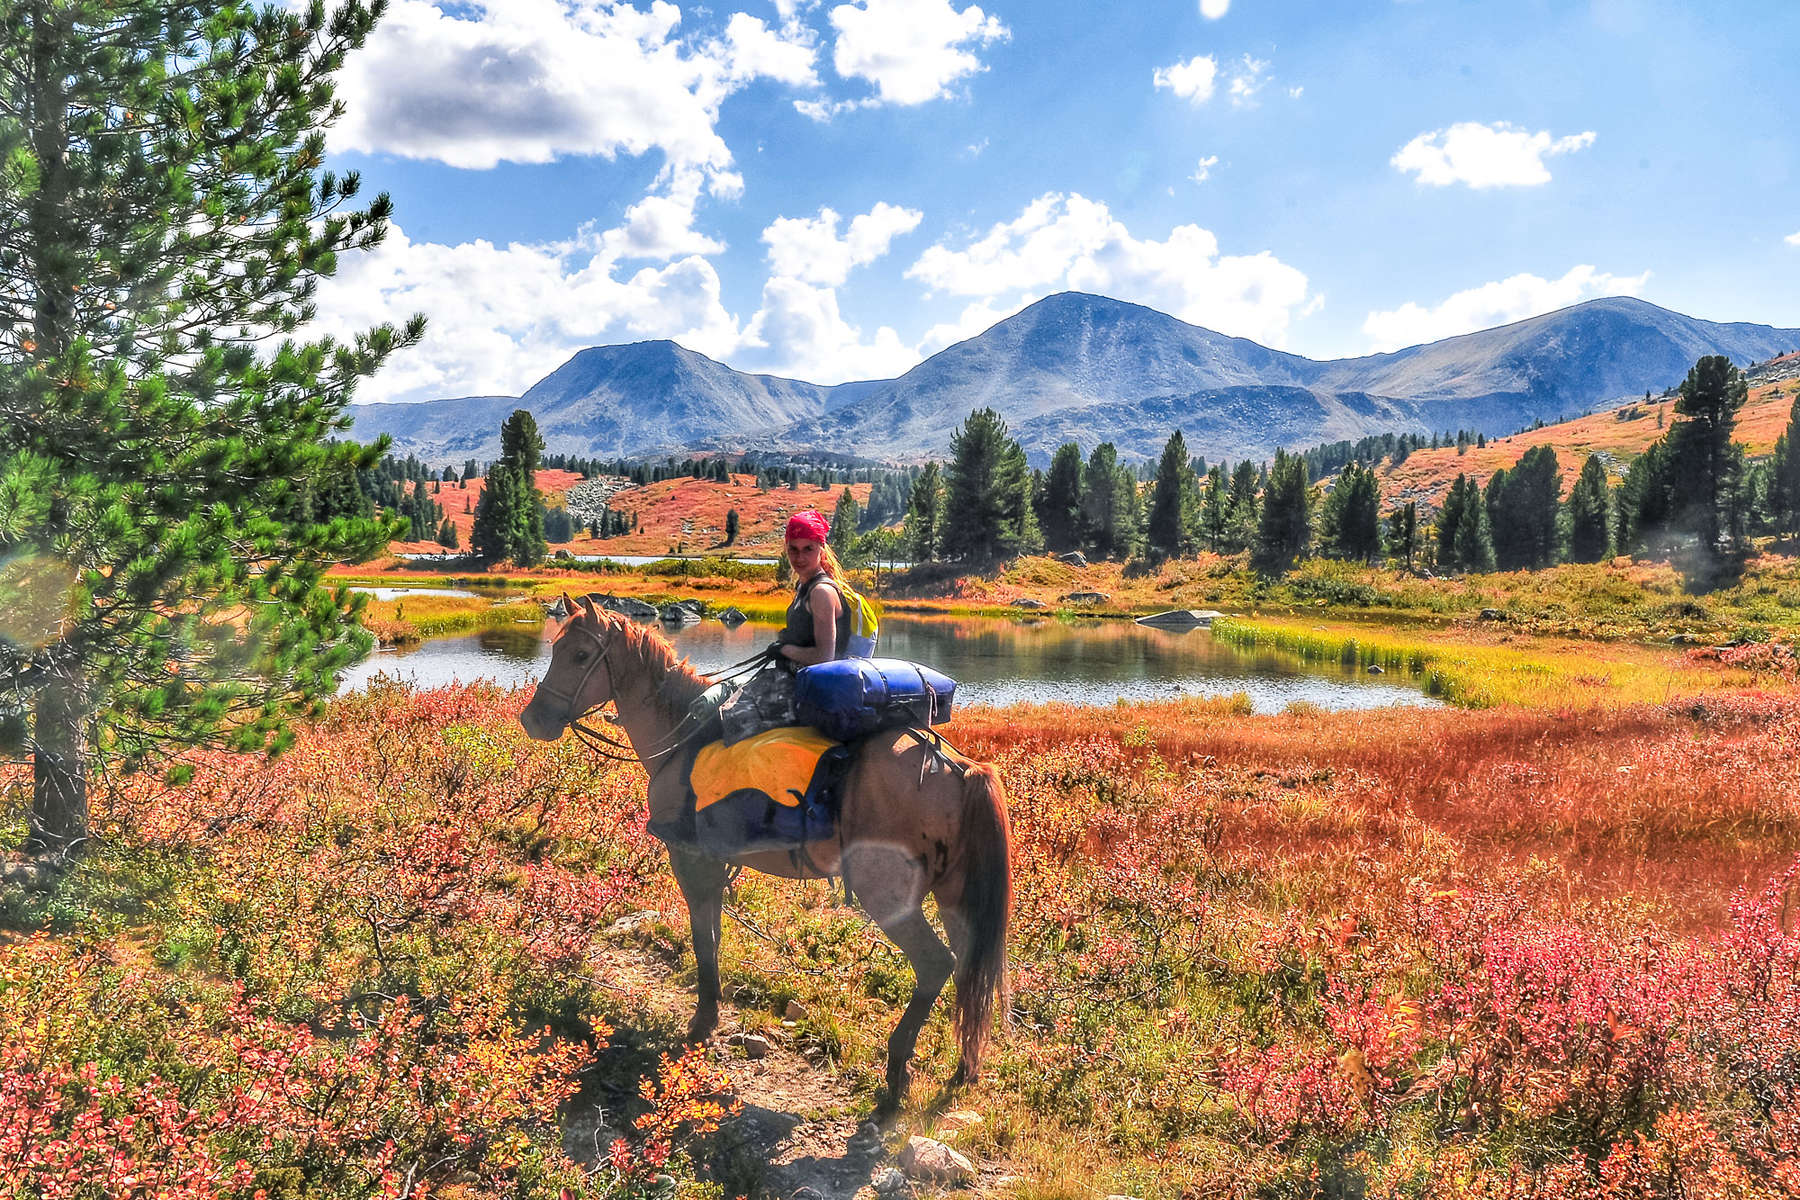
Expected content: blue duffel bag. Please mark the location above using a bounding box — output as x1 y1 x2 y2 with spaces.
793 658 958 742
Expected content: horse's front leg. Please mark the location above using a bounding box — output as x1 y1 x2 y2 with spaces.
670 846 729 1042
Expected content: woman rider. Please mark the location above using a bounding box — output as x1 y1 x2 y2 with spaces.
719 509 848 743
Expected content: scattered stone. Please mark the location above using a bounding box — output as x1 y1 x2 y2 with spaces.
0 862 47 890
898 1136 974 1184
1009 597 1048 609
718 606 748 626
727 1033 771 1059
604 909 661 936
1057 551 1088 567
1478 608 1505 621
871 1168 908 1194
1059 590 1110 604
784 999 809 1021
936 1109 983 1135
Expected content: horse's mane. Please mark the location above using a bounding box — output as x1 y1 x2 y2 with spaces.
584 597 710 729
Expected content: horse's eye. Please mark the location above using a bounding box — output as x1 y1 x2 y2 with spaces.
573 650 590 663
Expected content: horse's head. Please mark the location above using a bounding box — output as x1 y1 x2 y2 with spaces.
520 593 618 740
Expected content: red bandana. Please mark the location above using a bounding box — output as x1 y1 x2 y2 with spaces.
785 510 830 544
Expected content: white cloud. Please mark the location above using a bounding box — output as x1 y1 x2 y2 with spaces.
917 297 1030 355
1153 54 1218 104
1191 154 1220 183
739 278 920 382
906 192 1315 347
597 170 727 262
1287 84 1303 99
762 202 924 286
824 0 1009 106
1227 54 1268 107
1361 265 1650 352
335 0 816 171
312 222 744 405
1786 230 1800 247
1392 121 1597 189
1199 0 1229 17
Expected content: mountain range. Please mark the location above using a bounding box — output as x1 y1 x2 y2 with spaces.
350 293 1800 467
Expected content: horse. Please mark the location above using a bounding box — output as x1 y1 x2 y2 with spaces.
519 594 1012 1112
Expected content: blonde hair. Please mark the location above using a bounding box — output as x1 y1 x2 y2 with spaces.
817 542 844 580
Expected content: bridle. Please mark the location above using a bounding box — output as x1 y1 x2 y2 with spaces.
539 610 751 771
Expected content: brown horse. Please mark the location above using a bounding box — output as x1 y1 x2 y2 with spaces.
519 595 1011 1110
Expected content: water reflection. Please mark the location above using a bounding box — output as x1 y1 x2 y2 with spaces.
337 615 1439 713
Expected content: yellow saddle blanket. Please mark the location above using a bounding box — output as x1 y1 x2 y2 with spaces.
690 726 839 812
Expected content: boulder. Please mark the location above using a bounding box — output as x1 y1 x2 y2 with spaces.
898 1136 974 1184
717 606 748 626
1009 597 1048 609
1057 551 1088 567
871 1168 908 1194
604 596 658 620
727 1033 771 1059
1478 608 1505 621
659 602 701 624
1059 590 1110 604
784 999 809 1021
936 1109 983 1135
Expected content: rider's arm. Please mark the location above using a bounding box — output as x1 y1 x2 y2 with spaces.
779 584 841 667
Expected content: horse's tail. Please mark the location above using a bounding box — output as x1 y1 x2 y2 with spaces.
950 762 1011 1079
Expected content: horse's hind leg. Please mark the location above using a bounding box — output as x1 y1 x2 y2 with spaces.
852 848 954 1114
670 846 729 1042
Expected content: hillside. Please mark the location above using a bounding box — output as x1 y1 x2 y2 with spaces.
388 473 877 558
1368 374 1797 511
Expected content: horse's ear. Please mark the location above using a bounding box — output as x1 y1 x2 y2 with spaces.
578 594 600 623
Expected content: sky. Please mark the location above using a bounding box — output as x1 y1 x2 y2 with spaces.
311 0 1800 406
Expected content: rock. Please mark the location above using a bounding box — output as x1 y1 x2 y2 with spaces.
1366 664 1385 674
1670 632 1701 645
1057 550 1088 567
659 602 701 624
784 999 809 1021
604 909 661 936
1009 597 1048 609
603 596 659 620
898 1136 974 1184
871 1168 908 1194
727 1033 771 1059
718 606 748 626
1478 608 1505 621
936 1109 983 1134
0 862 46 890
1059 590 1110 604
990 1177 1022 1190
792 1188 825 1200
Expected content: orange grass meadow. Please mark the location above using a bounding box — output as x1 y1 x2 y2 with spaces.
6 644 1800 1197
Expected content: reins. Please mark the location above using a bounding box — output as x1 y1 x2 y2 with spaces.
548 611 773 772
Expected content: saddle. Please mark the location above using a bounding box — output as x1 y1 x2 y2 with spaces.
649 725 853 857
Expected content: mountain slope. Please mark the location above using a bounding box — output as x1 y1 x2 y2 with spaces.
351 341 838 465
353 293 1800 467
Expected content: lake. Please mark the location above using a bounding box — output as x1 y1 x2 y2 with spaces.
338 614 1441 712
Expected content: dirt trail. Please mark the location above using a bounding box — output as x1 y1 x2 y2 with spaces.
567 926 894 1200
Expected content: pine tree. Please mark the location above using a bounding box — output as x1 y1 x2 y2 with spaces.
1668 355 1749 571
1770 394 1800 541
1079 443 1138 560
1226 460 1259 553
941 408 1038 562
1145 431 1197 560
1320 462 1381 562
724 508 740 546
1200 465 1229 552
1568 454 1612 564
1254 450 1313 573
0 0 417 847
830 487 861 563
1386 501 1420 571
1437 475 1476 571
471 411 546 566
1038 442 1084 554
1452 479 1497 573
904 461 944 563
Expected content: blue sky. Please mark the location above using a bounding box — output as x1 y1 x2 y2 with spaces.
312 0 1800 405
